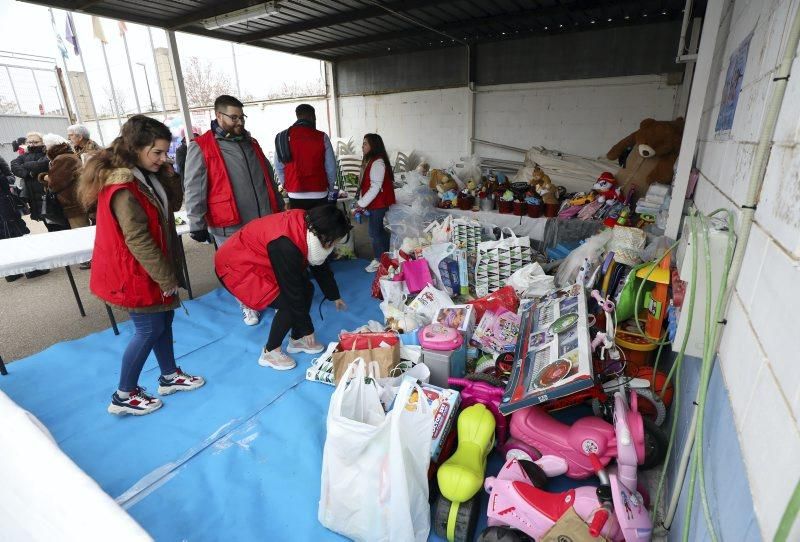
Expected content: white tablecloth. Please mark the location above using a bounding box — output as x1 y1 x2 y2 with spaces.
441 208 548 241
0 212 192 278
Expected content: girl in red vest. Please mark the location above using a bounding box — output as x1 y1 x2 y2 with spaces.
353 133 396 273
215 206 351 369
79 116 205 416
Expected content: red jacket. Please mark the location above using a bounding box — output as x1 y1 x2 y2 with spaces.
283 125 327 193
214 210 308 311
360 157 396 210
194 131 281 227
91 181 174 308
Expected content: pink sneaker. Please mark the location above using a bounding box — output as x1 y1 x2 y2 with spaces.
258 348 296 370
287 334 325 354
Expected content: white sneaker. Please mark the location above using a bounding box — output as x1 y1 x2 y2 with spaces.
258 348 297 370
107 387 163 416
365 259 380 273
242 307 261 326
157 367 206 396
287 334 325 354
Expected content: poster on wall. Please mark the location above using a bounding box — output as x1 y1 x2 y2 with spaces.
715 32 753 137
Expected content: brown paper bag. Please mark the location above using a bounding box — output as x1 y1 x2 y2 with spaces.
540 508 608 542
331 342 401 384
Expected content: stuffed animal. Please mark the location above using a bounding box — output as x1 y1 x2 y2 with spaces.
536 175 559 205
466 179 478 196
593 172 622 204
416 161 430 176
606 118 684 199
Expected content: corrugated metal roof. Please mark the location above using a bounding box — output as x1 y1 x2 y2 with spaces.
20 0 706 61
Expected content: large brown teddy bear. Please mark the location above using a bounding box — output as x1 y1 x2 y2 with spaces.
606 117 684 199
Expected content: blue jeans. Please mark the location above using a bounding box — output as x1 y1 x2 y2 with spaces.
119 311 178 392
367 207 390 259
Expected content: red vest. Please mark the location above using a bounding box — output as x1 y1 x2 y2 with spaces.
360 157 396 210
90 180 174 308
283 125 327 193
194 131 280 228
214 210 309 311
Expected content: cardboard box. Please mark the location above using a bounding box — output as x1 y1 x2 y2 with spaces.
395 376 461 462
422 342 467 387
434 304 476 339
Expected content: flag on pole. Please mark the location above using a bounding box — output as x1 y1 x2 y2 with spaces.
118 20 127 36
50 9 68 59
92 16 108 44
65 13 80 55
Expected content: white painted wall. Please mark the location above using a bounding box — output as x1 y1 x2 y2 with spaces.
692 0 800 538
337 75 680 168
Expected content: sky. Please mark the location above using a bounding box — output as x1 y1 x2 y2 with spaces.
0 0 325 116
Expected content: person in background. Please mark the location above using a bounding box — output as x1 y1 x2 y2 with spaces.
1 154 31 282
12 136 26 155
353 133 396 273
66 124 101 160
214 206 350 370
274 103 337 210
79 115 205 416
11 132 54 230
175 129 198 189
184 94 284 326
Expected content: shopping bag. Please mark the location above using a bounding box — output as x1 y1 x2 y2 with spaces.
339 332 400 350
422 242 457 295
474 227 531 297
372 253 401 300
467 285 520 322
406 284 454 323
331 341 401 384
401 258 434 294
319 359 391 540
375 361 431 410
387 378 434 541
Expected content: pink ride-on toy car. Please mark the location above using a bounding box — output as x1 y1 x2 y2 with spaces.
480 393 652 542
500 390 665 479
448 377 508 446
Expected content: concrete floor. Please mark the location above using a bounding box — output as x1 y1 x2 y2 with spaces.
0 216 372 364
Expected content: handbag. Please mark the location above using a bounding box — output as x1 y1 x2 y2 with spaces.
40 189 68 227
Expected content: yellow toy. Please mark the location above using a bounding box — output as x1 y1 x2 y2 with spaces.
433 403 496 542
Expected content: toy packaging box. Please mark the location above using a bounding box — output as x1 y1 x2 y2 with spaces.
471 307 521 355
394 376 461 462
499 284 594 415
434 304 476 338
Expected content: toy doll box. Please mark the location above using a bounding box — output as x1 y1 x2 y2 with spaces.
393 376 461 462
499 284 594 415
434 304 476 338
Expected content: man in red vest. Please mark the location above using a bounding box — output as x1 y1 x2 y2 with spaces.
274 103 337 210
184 94 284 326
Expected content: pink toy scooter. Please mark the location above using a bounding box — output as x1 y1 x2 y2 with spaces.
480 393 652 542
448 377 508 445
500 391 653 480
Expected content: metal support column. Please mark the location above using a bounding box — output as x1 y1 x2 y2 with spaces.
105 304 119 335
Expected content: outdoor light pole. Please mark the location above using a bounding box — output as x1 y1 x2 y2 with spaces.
136 62 155 112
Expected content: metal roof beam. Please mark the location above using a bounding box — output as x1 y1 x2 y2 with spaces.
238 0 454 44
167 1 273 30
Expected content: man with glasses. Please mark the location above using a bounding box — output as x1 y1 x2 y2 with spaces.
274 103 337 210
184 94 284 326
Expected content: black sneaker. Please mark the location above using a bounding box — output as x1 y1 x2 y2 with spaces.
107 387 163 416
157 367 205 396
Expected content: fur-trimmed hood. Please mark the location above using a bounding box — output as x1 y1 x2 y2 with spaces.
105 167 136 186
46 142 74 160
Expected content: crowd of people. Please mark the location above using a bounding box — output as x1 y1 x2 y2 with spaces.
1 94 396 417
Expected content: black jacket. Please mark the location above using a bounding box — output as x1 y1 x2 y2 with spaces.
11 148 49 220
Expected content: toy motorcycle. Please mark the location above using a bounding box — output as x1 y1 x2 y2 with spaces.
500 390 666 477
434 403 496 542
480 393 652 542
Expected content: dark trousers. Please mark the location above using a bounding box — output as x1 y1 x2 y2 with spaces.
367 207 390 259
288 197 329 210
265 238 315 351
119 310 178 392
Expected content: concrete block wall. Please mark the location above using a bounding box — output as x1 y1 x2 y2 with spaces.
685 0 800 538
337 75 679 168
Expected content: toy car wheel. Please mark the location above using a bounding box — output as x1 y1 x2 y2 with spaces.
640 417 669 470
434 494 482 542
478 526 533 542
633 388 667 426
503 438 541 463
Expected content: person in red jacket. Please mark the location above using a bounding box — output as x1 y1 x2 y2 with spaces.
215 206 351 370
79 115 205 416
352 133 396 273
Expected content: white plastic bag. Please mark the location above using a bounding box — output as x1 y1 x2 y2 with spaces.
319 359 389 540
422 242 457 295
406 284 454 323
375 362 431 410
554 229 612 287
319 362 433 541
508 262 556 297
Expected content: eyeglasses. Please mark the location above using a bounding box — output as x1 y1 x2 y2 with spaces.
219 112 247 123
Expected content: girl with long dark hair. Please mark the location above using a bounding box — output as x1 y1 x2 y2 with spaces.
80 115 205 416
353 133 396 272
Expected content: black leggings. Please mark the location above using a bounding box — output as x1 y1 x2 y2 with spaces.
265 238 316 351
